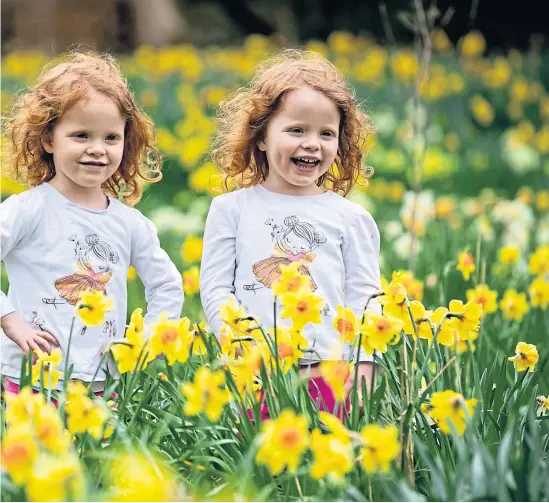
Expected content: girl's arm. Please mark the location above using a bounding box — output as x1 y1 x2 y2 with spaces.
1 192 59 354
130 213 184 327
342 207 382 362
199 195 238 337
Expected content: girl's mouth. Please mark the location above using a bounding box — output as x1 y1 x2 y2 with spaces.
80 161 107 170
291 157 320 171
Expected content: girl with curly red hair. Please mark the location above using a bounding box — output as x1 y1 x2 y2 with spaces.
200 49 382 417
1 52 183 394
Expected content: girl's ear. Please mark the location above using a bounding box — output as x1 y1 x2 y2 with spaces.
257 139 266 151
41 133 54 154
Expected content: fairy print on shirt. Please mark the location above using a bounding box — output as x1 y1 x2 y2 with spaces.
244 216 326 293
43 233 119 308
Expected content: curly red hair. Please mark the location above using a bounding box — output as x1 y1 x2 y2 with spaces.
5 51 161 206
212 49 376 196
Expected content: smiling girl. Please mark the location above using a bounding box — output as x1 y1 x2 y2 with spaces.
1 52 183 394
200 49 382 416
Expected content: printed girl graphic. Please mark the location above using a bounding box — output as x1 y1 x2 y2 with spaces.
244 216 326 292
52 234 119 305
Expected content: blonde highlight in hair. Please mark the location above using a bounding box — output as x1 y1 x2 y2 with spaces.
212 49 376 196
5 51 162 206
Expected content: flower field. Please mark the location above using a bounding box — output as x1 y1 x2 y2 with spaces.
1 30 549 501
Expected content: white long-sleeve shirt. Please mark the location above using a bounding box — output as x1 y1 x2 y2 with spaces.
1 183 184 384
200 185 381 362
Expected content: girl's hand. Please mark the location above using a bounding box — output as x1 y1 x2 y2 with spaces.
344 361 377 408
1 312 59 359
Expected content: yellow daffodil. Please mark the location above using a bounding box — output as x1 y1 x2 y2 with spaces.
320 360 353 401
448 299 483 340
180 235 203 263
500 289 530 321
181 366 231 422
536 189 549 211
218 324 236 360
183 266 200 296
309 428 353 480
76 290 114 327
65 382 110 440
26 453 85 502
429 390 477 435
319 411 351 441
111 309 153 374
149 313 193 365
272 262 309 297
0 423 39 485
529 275 549 309
106 450 182 501
229 345 264 398
435 196 456 218
333 305 357 344
31 347 63 389
430 307 459 347
457 251 475 281
508 342 539 372
466 284 498 315
4 387 45 426
280 287 324 330
459 31 486 58
190 321 208 355
407 300 433 341
470 95 494 127
359 424 400 473
391 271 424 301
266 327 303 372
359 313 405 353
219 295 257 336
529 245 549 275
189 161 224 195
256 409 309 475
35 404 71 454
378 280 407 305
390 50 419 82
499 245 520 265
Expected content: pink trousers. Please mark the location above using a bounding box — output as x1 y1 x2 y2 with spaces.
3 377 103 407
248 376 351 421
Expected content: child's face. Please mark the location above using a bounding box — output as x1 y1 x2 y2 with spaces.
284 232 311 255
43 92 125 193
259 87 340 196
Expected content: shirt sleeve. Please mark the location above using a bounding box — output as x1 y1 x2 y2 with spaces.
0 193 35 318
199 194 238 337
342 207 382 362
130 211 184 328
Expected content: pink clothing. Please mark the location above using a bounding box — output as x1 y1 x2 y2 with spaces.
248 376 350 421
3 377 103 408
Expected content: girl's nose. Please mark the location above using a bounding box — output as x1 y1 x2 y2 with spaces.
301 135 320 150
86 142 107 156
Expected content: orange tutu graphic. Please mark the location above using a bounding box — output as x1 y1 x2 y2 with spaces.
252 256 318 291
54 272 108 305
50 233 118 306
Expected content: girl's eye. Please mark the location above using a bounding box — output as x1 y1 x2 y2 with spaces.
288 128 303 133
106 134 119 141
321 131 336 137
73 133 88 139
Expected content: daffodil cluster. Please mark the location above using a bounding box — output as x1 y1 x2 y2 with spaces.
110 307 197 372
1 388 85 500
255 408 400 478
64 381 111 440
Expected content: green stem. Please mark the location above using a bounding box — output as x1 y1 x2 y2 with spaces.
63 317 76 394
